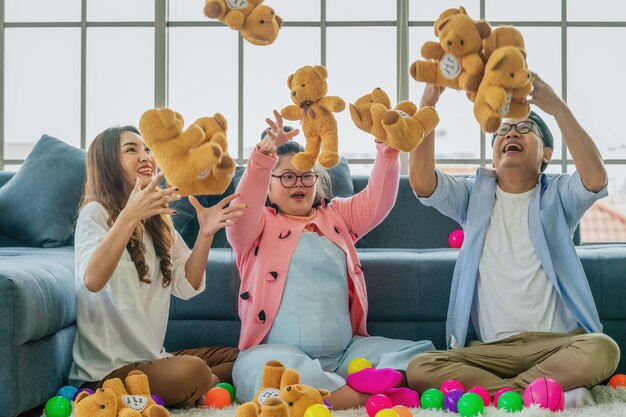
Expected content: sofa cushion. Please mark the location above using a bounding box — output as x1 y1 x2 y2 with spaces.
0 135 85 247
0 247 76 346
327 156 354 198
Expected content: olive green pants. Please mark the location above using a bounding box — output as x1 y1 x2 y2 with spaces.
407 330 619 395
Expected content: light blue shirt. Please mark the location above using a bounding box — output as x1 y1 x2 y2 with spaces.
418 168 607 348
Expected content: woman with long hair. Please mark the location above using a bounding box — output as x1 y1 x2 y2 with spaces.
68 125 244 408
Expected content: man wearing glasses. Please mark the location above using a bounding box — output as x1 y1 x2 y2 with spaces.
405 73 619 407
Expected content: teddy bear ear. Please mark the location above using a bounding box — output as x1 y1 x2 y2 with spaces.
318 389 331 398
287 74 294 88
214 112 228 131
458 6 467 15
476 21 492 39
371 88 391 107
312 65 328 80
435 17 452 36
74 391 91 404
487 52 507 72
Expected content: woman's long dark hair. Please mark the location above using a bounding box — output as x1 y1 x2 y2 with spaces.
81 126 173 287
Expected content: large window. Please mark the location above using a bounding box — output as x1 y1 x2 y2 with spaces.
1 0 625 242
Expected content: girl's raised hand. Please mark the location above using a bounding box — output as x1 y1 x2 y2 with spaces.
122 173 180 223
189 194 246 237
265 109 300 147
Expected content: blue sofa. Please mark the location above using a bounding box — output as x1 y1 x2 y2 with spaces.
1 169 626 417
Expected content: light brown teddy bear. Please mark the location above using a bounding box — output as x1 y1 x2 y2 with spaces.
467 26 527 103
193 115 237 194
350 87 439 152
237 397 290 417
139 108 235 196
483 26 526 60
410 6 491 92
473 45 532 133
249 360 330 417
203 0 283 46
103 370 170 417
281 65 345 171
74 387 123 417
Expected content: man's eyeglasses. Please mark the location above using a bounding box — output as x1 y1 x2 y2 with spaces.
495 120 543 139
271 171 319 188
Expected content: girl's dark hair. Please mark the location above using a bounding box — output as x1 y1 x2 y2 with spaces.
82 125 174 287
262 126 332 207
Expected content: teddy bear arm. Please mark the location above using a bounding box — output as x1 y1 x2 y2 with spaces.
224 10 245 30
181 124 206 148
461 54 485 75
421 42 445 60
118 409 142 417
319 96 345 113
281 105 302 121
513 82 533 98
484 87 509 110
103 377 129 396
280 369 300 387
394 100 418 115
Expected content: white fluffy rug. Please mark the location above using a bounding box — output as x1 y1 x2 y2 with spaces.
168 386 626 417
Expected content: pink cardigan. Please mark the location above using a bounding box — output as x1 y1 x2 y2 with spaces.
226 143 400 350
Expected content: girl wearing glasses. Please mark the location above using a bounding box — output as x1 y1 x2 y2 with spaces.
226 111 435 409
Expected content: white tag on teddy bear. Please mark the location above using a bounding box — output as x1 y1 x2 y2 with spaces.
122 395 148 412
258 388 280 405
227 0 248 9
439 54 461 79
499 91 513 116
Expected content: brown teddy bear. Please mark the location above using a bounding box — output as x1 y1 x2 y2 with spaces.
410 7 491 92
466 25 527 103
249 360 330 417
74 387 123 417
193 115 237 194
139 108 235 196
473 45 532 133
103 370 170 417
483 26 526 60
350 87 439 152
203 0 283 46
237 397 290 417
281 65 345 171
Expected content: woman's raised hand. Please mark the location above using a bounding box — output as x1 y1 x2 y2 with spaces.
189 194 246 237
121 173 180 223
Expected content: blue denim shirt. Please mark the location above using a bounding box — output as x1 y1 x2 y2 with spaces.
418 168 607 348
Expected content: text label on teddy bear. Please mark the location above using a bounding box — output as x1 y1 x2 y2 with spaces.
439 54 462 79
122 395 148 412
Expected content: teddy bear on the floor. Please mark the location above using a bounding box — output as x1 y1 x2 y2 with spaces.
248 360 330 417
281 65 345 171
139 108 235 196
74 387 121 417
203 0 283 46
237 397 290 417
410 6 491 93
104 371 170 417
350 87 439 152
473 45 532 133
74 371 169 417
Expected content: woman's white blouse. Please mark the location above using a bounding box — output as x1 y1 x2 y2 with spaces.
68 201 205 384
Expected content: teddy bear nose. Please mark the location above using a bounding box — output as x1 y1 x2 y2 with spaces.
292 91 296 97
447 40 453 46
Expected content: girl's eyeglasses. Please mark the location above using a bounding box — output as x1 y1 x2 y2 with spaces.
271 171 318 188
